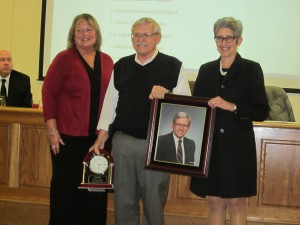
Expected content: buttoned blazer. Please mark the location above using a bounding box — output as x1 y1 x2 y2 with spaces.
155 132 195 165
7 70 32 107
190 54 270 197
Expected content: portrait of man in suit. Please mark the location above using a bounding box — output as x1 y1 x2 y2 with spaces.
0 50 32 108
155 111 195 165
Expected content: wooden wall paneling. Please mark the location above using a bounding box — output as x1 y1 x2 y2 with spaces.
177 175 203 200
254 123 300 211
1 107 300 224
259 140 300 207
19 124 51 188
8 123 21 187
166 173 179 201
0 123 11 186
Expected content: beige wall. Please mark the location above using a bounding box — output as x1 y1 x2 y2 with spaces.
1 0 43 102
1 0 299 121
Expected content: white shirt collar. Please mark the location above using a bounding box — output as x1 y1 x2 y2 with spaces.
172 132 185 145
1 73 11 86
134 49 158 66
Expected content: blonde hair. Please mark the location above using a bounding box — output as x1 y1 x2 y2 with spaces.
67 13 102 50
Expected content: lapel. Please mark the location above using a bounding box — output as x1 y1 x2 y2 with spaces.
209 60 221 97
7 71 17 100
221 53 242 85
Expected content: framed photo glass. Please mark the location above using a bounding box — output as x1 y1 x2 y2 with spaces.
145 94 215 177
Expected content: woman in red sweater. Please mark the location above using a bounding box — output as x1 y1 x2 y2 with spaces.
42 13 113 225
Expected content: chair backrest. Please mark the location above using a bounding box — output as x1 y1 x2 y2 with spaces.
188 82 295 122
265 86 295 122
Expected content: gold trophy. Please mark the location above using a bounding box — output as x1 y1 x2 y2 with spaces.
79 149 114 192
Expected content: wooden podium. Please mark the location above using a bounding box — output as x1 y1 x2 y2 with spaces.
0 106 300 225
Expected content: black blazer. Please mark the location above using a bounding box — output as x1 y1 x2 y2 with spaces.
155 132 195 165
6 70 32 107
190 54 270 197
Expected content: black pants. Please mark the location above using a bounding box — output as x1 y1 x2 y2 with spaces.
49 134 107 225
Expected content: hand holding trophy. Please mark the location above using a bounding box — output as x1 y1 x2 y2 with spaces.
79 149 114 192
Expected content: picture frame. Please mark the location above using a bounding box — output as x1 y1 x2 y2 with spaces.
145 94 216 177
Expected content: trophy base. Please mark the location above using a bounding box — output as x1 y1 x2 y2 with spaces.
79 183 114 192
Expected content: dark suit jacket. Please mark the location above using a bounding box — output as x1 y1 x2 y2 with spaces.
155 132 195 165
6 70 32 107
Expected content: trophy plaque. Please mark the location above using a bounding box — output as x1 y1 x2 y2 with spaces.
79 149 114 192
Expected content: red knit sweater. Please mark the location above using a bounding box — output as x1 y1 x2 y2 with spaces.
42 48 113 136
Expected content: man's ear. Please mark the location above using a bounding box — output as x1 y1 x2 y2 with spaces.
155 34 162 45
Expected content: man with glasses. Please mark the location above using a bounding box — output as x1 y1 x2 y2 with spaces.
155 112 195 165
0 50 32 107
90 17 190 225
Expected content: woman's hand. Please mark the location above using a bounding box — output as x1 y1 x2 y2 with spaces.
49 131 65 155
46 119 65 155
208 96 236 112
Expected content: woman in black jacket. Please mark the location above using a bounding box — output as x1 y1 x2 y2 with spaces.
190 17 270 225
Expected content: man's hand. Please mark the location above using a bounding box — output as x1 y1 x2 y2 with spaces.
89 130 109 155
149 85 170 99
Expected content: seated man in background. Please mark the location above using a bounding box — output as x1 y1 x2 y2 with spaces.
0 50 32 107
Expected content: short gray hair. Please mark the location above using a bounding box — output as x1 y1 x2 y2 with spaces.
173 112 191 126
131 17 161 35
214 17 243 39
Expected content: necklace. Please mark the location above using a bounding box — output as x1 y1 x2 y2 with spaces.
219 61 227 76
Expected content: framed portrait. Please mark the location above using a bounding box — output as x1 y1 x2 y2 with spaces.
145 94 215 177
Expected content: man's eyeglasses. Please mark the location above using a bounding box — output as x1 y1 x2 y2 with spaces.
131 33 158 40
174 123 189 128
214 36 236 43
